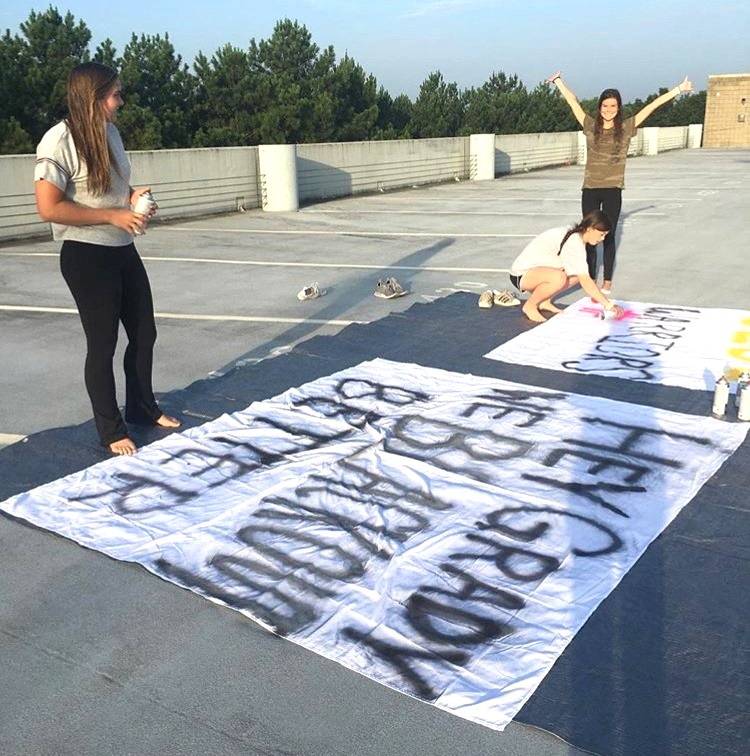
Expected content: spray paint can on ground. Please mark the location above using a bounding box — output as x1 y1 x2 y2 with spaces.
711 375 730 419
735 370 750 408
133 190 156 235
738 380 750 422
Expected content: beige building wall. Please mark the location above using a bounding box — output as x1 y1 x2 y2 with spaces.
703 74 750 147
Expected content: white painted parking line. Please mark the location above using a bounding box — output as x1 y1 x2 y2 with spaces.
153 312 364 326
162 228 535 238
0 252 511 273
0 305 79 314
301 209 666 216
142 260 513 273
349 196 704 202
0 305 364 326
0 433 26 449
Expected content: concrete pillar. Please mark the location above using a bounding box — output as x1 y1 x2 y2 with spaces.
258 144 299 211
687 124 703 149
577 131 587 165
469 134 496 180
642 127 659 156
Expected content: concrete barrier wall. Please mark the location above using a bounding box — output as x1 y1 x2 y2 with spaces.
129 146 261 218
627 132 643 157
657 125 690 152
0 146 261 242
494 132 580 174
0 126 701 242
296 137 469 203
687 124 704 149
0 154 44 239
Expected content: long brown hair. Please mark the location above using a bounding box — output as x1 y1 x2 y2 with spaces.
65 62 121 195
557 210 612 255
593 88 624 143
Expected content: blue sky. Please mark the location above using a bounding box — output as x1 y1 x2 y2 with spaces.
2 1 748 100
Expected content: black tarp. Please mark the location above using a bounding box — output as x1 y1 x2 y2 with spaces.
1 293 747 756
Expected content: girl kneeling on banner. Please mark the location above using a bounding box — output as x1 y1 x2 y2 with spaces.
509 210 624 323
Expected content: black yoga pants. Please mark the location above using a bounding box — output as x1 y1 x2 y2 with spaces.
60 240 160 446
581 187 622 282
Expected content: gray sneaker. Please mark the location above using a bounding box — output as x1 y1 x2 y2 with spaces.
385 276 408 297
374 279 398 299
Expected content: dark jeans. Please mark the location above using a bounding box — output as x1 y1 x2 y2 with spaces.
581 187 622 282
60 240 160 446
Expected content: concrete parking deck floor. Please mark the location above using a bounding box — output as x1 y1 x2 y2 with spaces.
0 148 747 755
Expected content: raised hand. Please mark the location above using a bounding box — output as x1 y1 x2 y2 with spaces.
678 75 693 94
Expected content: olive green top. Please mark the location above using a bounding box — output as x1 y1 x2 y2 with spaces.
582 114 637 189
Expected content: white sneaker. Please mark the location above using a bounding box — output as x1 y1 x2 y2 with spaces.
478 290 494 308
297 283 324 301
493 289 521 307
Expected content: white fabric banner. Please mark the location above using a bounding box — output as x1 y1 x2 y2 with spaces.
1 359 747 731
485 298 750 390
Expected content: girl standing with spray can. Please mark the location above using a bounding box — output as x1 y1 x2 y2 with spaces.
34 62 180 456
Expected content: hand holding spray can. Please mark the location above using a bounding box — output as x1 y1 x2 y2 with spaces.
599 302 622 321
132 190 156 235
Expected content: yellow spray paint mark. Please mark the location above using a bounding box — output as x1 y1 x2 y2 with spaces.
725 318 750 376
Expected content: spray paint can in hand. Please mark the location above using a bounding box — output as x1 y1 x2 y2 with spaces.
735 370 750 408
599 303 619 321
711 375 730 419
132 190 156 235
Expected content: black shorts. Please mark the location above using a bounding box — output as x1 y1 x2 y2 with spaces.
509 273 523 292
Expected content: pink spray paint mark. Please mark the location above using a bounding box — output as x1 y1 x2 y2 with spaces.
579 306 638 321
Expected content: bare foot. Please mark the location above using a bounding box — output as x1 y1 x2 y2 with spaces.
109 438 137 456
521 303 547 323
156 413 182 429
539 301 562 315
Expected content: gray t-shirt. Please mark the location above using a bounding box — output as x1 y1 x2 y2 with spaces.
35 121 133 246
510 226 589 278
